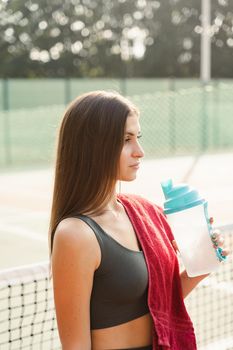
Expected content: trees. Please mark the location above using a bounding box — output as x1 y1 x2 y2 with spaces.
0 0 232 78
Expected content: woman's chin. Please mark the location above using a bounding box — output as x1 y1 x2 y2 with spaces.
119 174 137 182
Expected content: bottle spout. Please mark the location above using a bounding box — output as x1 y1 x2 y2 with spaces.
161 179 173 199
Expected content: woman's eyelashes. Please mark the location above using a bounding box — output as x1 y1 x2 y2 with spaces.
124 134 142 143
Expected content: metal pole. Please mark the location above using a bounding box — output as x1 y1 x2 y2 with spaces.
2 78 12 165
120 78 127 96
201 85 208 151
213 79 220 149
169 78 176 154
201 0 211 84
64 78 71 105
3 78 9 111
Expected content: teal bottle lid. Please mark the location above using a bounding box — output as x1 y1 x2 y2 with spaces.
161 179 206 214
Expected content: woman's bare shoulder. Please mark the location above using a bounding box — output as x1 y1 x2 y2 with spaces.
53 217 101 268
55 217 95 242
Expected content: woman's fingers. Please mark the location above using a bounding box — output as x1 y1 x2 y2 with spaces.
209 217 214 225
221 248 230 257
172 217 230 259
172 240 179 253
211 229 230 258
211 230 224 247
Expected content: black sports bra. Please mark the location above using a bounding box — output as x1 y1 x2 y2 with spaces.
76 215 150 330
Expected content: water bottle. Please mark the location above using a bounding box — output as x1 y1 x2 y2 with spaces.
161 179 226 277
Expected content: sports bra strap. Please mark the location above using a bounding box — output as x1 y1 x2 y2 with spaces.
73 214 104 252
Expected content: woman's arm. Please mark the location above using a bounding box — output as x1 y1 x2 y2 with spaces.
51 218 101 350
180 270 209 298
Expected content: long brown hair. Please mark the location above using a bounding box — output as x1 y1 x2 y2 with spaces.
49 90 139 254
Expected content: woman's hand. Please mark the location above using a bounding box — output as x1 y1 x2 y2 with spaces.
174 216 230 298
209 217 230 259
171 240 179 253
172 217 230 259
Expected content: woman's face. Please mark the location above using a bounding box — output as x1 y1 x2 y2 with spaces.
118 114 144 181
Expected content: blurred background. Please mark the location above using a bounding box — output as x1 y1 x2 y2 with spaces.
0 0 232 349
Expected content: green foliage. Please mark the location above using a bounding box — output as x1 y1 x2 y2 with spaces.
0 0 233 77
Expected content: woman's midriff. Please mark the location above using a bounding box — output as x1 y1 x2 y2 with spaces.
91 313 153 350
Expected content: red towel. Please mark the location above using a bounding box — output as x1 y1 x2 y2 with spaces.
118 194 197 350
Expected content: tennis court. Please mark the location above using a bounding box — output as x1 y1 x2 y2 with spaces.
0 152 232 349
1 152 233 269
0 78 233 349
1 0 232 346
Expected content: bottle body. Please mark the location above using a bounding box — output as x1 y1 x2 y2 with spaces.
166 202 220 277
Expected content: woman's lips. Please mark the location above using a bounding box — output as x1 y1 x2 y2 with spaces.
129 163 140 169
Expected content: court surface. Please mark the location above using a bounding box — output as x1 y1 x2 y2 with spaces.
0 151 232 269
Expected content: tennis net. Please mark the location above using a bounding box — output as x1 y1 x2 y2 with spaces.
0 227 232 350
0 262 60 350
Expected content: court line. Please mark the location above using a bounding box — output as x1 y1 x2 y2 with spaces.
0 224 47 243
0 210 49 221
199 337 233 350
201 278 233 294
182 155 200 182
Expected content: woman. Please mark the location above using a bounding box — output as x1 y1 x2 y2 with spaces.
49 91 228 350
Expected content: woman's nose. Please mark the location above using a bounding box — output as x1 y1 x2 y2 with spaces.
133 142 145 158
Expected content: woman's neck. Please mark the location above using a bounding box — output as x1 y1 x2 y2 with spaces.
93 190 123 218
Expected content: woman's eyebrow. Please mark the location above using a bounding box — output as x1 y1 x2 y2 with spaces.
125 131 142 136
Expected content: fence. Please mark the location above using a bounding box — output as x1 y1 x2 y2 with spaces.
0 79 233 169
0 78 205 110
